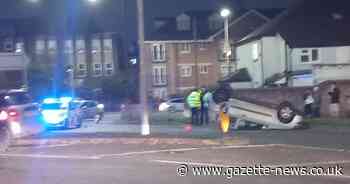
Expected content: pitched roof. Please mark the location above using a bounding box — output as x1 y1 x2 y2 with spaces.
238 0 350 48
147 8 285 42
146 10 216 41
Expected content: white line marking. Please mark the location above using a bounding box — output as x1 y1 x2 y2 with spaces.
0 154 100 160
98 144 280 158
277 144 350 153
98 148 201 158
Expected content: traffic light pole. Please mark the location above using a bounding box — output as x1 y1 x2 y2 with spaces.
137 0 150 135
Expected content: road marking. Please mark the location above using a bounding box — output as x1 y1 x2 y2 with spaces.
0 154 100 160
277 144 350 153
98 147 202 158
98 144 280 158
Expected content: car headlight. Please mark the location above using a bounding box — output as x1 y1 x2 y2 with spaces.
159 103 170 112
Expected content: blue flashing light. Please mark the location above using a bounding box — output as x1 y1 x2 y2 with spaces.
41 110 67 124
43 98 58 104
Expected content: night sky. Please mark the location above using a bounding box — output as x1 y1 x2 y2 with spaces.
0 0 293 43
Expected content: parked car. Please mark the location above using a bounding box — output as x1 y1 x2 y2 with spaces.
0 89 40 126
78 100 104 123
158 98 185 112
40 98 83 129
0 97 23 152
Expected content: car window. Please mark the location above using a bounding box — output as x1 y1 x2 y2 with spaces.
87 102 97 108
171 99 184 103
5 92 31 105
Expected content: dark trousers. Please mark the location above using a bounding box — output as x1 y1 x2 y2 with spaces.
304 104 312 118
191 108 200 125
200 107 209 125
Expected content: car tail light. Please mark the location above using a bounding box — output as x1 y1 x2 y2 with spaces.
8 110 19 117
0 111 8 121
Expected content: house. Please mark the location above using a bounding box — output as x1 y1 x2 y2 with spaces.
144 9 284 99
236 0 350 88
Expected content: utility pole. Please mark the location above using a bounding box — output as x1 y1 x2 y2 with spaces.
137 0 150 136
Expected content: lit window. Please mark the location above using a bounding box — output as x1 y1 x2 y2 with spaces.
178 43 191 53
180 66 192 77
199 65 209 74
35 39 45 53
103 39 113 51
48 39 57 53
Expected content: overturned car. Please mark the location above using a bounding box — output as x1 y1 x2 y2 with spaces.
212 80 305 131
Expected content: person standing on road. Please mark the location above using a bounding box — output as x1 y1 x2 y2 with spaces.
201 90 212 125
304 90 314 118
328 82 341 117
186 89 202 125
312 86 321 118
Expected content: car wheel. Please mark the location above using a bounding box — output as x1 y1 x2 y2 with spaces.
0 126 11 153
277 101 296 124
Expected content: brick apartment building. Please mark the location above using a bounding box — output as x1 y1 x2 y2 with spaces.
0 17 122 91
145 9 284 99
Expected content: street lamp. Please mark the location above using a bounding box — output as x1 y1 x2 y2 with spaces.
137 0 150 136
220 8 232 75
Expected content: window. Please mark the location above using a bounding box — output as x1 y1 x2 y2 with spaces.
179 43 191 53
103 39 113 51
153 66 167 85
92 39 101 53
152 44 166 61
180 66 192 77
199 65 209 74
35 39 45 53
105 63 114 76
48 39 57 53
3 40 13 52
176 14 191 31
15 42 24 53
64 40 73 53
93 63 102 76
300 49 319 63
77 64 87 77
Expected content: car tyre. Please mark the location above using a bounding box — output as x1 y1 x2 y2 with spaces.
277 101 296 124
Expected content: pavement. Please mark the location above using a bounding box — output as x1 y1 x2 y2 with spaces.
1 112 350 184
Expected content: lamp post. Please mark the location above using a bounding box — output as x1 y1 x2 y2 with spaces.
137 0 150 136
220 8 232 76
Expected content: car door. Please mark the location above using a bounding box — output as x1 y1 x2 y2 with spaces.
86 102 98 118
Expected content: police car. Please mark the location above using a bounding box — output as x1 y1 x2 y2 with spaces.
40 97 83 129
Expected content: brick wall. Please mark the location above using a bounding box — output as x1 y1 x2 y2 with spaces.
232 80 350 118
